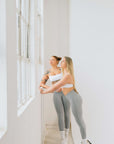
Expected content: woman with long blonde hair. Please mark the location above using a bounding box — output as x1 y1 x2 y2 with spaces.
39 56 92 144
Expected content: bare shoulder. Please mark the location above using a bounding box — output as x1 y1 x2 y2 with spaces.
63 73 71 79
43 69 51 76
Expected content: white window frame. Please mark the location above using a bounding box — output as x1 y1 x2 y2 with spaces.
16 0 35 116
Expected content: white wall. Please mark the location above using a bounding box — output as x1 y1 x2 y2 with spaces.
0 0 43 144
0 0 7 133
43 0 69 127
69 0 114 144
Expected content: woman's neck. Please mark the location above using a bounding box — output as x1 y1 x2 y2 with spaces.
51 66 58 71
63 68 69 74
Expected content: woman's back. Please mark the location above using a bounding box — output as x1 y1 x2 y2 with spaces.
61 73 74 96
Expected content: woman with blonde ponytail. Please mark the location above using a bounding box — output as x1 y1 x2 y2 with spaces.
62 56 79 94
39 56 92 144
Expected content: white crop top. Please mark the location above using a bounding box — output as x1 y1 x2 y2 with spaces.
49 73 63 82
61 84 73 88
49 73 74 88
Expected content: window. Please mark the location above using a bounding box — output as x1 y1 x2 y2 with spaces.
16 0 35 116
0 0 7 138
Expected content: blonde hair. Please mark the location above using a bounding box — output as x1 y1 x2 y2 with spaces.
63 56 79 94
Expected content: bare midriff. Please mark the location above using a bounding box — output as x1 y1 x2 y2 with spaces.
62 87 74 96
52 80 74 95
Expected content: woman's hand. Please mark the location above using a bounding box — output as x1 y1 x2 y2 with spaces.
39 87 48 94
39 87 46 94
40 83 50 89
39 88 45 94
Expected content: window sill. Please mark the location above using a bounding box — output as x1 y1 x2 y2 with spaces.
17 96 35 117
0 128 7 139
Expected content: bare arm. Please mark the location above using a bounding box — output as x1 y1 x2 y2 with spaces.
39 74 70 94
40 70 50 88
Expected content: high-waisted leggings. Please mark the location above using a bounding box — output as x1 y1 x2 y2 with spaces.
53 91 70 131
65 90 86 139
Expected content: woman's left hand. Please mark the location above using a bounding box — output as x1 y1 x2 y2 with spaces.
39 88 44 94
39 87 47 94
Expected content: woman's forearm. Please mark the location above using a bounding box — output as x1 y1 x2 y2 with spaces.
43 84 59 94
43 87 55 94
40 75 68 94
40 83 50 89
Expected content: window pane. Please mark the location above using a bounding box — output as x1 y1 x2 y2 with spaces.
16 0 35 115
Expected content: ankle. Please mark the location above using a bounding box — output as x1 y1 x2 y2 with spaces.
60 131 65 140
65 128 69 136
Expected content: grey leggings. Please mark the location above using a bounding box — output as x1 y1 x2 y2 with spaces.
65 90 86 139
53 91 70 131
